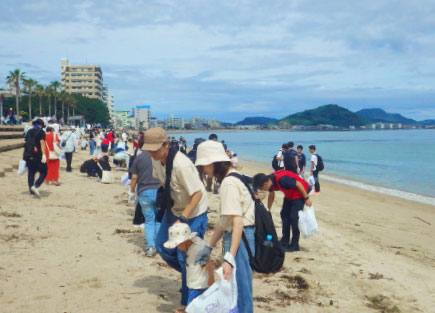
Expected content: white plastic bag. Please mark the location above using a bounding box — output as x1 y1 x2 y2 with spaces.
186 267 238 313
121 173 130 186
307 175 315 187
17 160 27 175
298 205 318 239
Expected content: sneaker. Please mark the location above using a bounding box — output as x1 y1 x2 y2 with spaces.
286 245 300 252
313 191 320 195
30 186 41 198
133 223 144 228
145 248 157 257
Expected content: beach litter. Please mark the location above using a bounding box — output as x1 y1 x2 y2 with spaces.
366 295 401 313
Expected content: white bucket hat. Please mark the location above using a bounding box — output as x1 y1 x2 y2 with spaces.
164 223 197 249
195 140 230 166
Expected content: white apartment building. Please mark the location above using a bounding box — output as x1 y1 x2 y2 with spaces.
165 114 184 129
61 58 103 100
132 105 151 129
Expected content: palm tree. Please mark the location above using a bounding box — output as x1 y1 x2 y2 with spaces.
50 81 60 118
22 78 37 121
68 94 77 120
45 86 52 116
34 84 44 116
59 90 68 121
6 69 26 123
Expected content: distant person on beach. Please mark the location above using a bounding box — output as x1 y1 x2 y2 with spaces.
297 145 306 178
194 140 255 313
60 126 78 172
23 118 47 198
129 136 161 257
284 141 299 174
44 126 61 186
253 170 312 252
309 145 321 194
143 127 208 309
275 143 288 170
206 134 219 193
164 223 214 306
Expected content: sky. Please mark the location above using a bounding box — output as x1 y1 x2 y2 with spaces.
1 0 435 122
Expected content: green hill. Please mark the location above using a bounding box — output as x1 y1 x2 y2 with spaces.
279 104 368 127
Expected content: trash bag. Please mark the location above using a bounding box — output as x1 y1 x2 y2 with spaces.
121 173 130 186
307 175 315 187
17 160 27 175
298 205 318 239
186 267 238 313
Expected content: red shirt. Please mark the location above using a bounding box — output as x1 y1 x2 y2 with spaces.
107 131 114 143
271 170 308 200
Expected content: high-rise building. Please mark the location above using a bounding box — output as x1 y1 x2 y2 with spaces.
132 105 151 129
61 58 103 100
165 114 184 129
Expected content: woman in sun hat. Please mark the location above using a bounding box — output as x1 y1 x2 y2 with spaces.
193 140 255 313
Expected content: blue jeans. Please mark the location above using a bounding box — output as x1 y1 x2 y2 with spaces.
138 189 159 250
223 226 255 313
156 210 208 306
89 140 95 155
187 288 206 305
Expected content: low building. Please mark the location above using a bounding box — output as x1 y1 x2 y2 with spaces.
165 114 184 129
113 110 131 129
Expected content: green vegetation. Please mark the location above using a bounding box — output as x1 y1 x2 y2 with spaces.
3 68 110 125
279 104 368 127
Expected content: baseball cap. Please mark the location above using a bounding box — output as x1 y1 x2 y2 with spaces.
142 128 167 151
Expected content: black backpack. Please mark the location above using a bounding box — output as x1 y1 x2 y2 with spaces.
228 173 285 274
271 154 279 171
283 149 297 173
155 148 178 223
316 154 324 171
23 128 42 161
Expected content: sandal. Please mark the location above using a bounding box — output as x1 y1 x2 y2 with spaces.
54 182 61 186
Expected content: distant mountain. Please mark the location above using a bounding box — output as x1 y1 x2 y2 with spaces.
418 119 435 126
236 117 278 125
356 108 417 125
279 104 367 127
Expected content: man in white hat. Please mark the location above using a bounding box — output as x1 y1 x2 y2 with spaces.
143 127 208 307
164 223 214 306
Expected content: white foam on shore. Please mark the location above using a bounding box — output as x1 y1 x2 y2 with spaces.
239 158 435 206
321 174 435 206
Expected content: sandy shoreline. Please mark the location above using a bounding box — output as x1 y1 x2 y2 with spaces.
0 148 434 312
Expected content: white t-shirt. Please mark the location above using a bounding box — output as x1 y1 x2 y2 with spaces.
152 152 208 217
219 169 255 232
122 132 128 141
186 237 210 289
276 150 284 168
311 154 318 171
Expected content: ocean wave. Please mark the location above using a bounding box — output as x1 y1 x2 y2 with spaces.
322 174 435 206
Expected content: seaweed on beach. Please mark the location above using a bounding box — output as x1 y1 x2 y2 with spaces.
366 295 401 313
0 211 21 218
280 274 310 290
114 228 142 234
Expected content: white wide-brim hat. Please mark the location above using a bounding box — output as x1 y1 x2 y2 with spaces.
164 223 197 249
195 140 230 166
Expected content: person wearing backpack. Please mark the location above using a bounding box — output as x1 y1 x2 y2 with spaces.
143 128 208 311
194 140 255 313
24 118 47 198
253 170 312 252
272 143 287 171
309 145 322 194
283 141 299 174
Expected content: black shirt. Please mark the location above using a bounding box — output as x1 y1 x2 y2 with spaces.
26 127 46 159
297 153 306 171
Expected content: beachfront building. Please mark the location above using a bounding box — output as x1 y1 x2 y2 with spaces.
132 105 151 130
165 115 184 129
102 85 115 121
113 110 131 129
61 58 103 100
149 117 158 128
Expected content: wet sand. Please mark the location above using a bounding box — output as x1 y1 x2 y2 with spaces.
0 148 434 312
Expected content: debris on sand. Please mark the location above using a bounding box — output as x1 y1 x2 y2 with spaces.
366 295 401 313
0 211 22 218
254 296 270 303
280 274 310 290
114 229 142 234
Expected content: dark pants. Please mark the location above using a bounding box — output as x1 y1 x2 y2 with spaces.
27 158 47 193
313 170 320 192
280 198 305 247
65 152 73 171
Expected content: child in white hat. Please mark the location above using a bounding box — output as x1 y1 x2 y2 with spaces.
164 223 215 310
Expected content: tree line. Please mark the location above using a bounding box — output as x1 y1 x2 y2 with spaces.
3 68 110 125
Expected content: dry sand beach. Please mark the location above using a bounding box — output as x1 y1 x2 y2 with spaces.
1 148 434 313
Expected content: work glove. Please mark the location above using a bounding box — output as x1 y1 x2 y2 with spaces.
194 245 213 266
41 155 47 164
128 190 136 203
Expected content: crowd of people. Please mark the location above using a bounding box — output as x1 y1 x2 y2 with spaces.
21 120 320 313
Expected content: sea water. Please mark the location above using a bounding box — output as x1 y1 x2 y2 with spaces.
177 129 435 206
